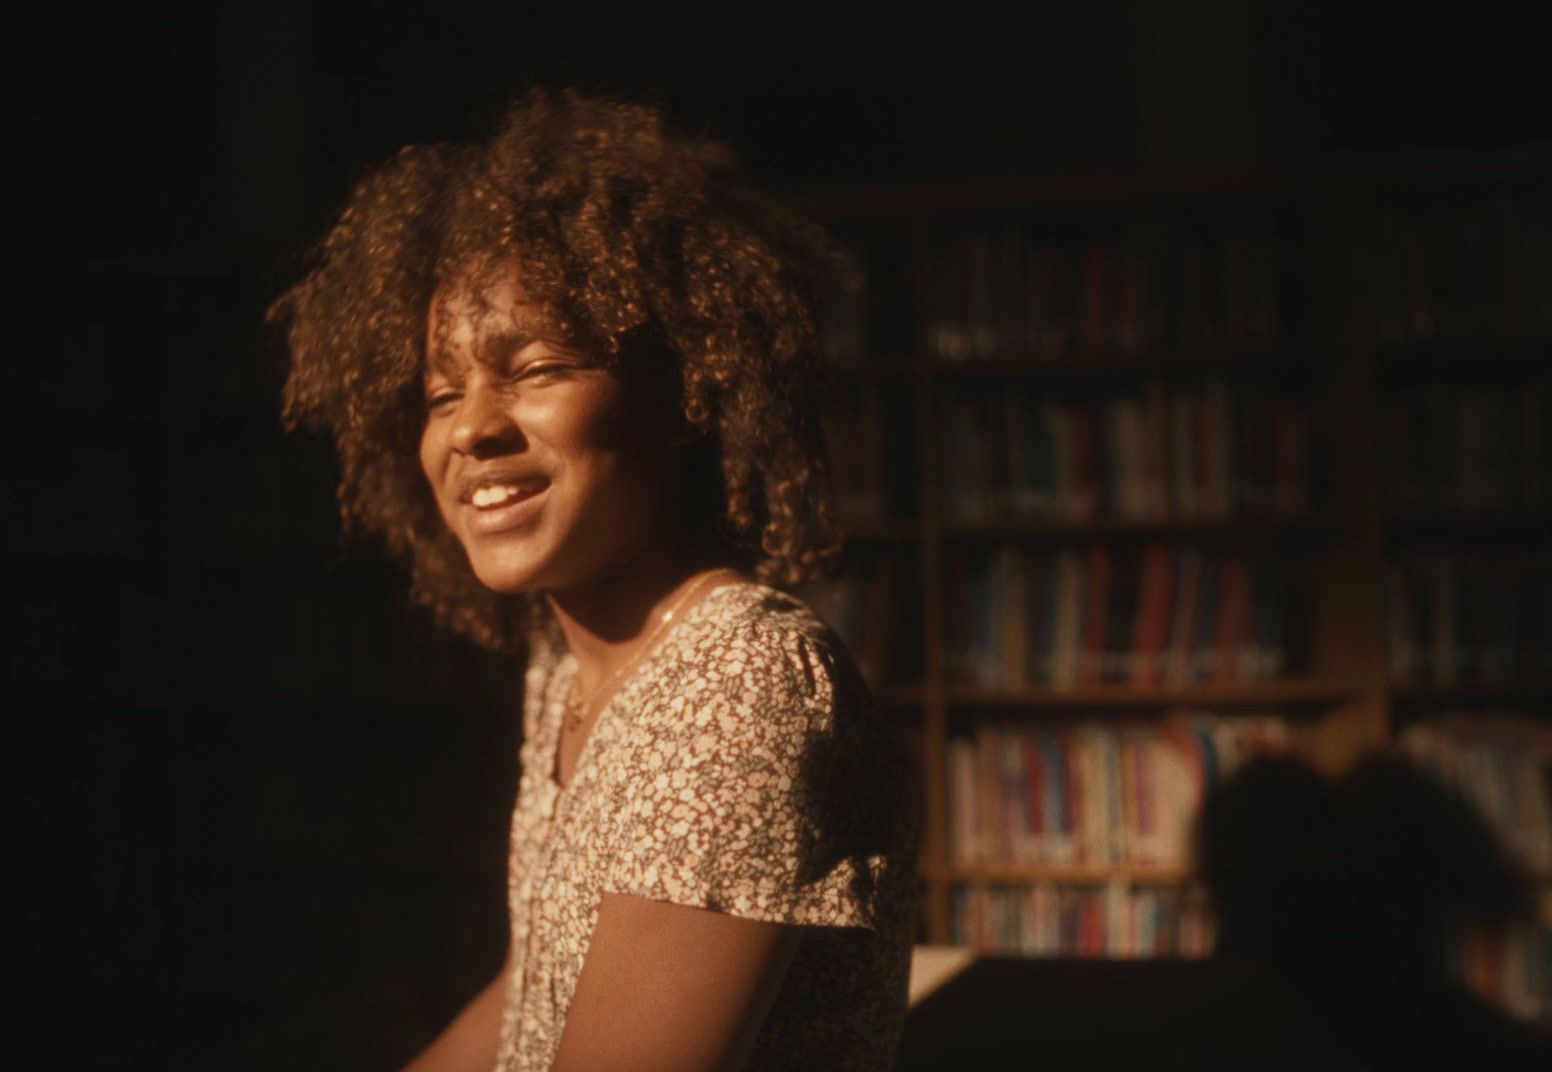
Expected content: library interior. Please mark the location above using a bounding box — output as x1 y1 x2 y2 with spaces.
11 3 1550 1069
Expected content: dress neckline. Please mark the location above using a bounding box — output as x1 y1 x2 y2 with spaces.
545 576 753 796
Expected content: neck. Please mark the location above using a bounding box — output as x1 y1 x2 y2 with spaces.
544 531 743 698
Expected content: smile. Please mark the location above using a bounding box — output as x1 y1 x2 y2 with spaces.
461 480 549 534
471 483 533 508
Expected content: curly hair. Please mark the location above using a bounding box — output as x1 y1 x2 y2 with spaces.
267 86 856 653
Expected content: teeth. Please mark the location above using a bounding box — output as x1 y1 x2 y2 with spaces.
471 484 524 508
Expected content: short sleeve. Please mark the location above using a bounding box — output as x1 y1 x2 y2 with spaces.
600 618 890 931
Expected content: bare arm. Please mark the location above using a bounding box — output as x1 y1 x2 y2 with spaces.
550 892 802 1072
401 945 513 1072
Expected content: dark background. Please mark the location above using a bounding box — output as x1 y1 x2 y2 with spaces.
8 3 1550 1069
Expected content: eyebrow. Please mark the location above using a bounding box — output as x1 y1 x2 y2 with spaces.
425 325 551 379
476 327 547 367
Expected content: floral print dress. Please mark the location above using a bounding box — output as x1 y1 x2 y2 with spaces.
494 578 921 1070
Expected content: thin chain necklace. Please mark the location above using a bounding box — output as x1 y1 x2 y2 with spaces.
562 567 740 732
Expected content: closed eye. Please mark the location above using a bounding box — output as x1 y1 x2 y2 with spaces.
425 388 461 412
512 361 577 383
422 357 582 413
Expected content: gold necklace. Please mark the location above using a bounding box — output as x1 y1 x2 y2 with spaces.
563 568 740 731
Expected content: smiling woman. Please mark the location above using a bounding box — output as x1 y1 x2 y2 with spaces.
417 260 692 601
265 87 921 1071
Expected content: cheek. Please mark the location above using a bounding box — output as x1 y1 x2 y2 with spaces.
417 426 435 480
545 395 671 507
533 383 639 462
418 424 448 501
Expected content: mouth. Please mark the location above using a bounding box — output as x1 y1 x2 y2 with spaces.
458 476 550 534
466 481 544 508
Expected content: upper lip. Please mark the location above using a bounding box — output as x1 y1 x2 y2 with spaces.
456 468 549 505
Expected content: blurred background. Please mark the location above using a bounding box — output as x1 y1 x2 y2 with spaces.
8 2 1550 1068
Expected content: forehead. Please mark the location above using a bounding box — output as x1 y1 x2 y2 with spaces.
424 262 555 371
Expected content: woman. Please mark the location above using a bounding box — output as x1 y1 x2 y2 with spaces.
268 87 921 1071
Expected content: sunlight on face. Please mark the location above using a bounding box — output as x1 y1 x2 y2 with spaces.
418 260 683 596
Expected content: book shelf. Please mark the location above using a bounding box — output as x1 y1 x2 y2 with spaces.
784 160 1552 1018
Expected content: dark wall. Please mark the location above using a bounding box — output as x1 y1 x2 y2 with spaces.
8 3 1550 1069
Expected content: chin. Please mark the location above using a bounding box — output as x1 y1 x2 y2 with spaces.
469 562 550 596
460 545 554 595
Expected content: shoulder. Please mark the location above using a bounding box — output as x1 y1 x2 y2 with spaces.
602 579 921 930
674 580 871 728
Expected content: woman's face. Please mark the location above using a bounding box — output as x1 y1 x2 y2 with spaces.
418 260 684 595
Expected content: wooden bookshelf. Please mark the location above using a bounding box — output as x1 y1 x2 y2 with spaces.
940 517 1348 543
940 862 1194 886
942 679 1362 709
1390 682 1552 707
785 163 1552 1009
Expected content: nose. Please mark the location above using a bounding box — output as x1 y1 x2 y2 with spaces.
448 379 524 457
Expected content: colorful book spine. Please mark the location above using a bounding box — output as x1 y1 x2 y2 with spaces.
937 382 1317 524
926 219 1304 363
1387 552 1552 685
944 545 1293 688
948 712 1298 870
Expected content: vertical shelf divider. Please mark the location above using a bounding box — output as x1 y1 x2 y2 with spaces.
1306 190 1392 774
910 212 953 943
